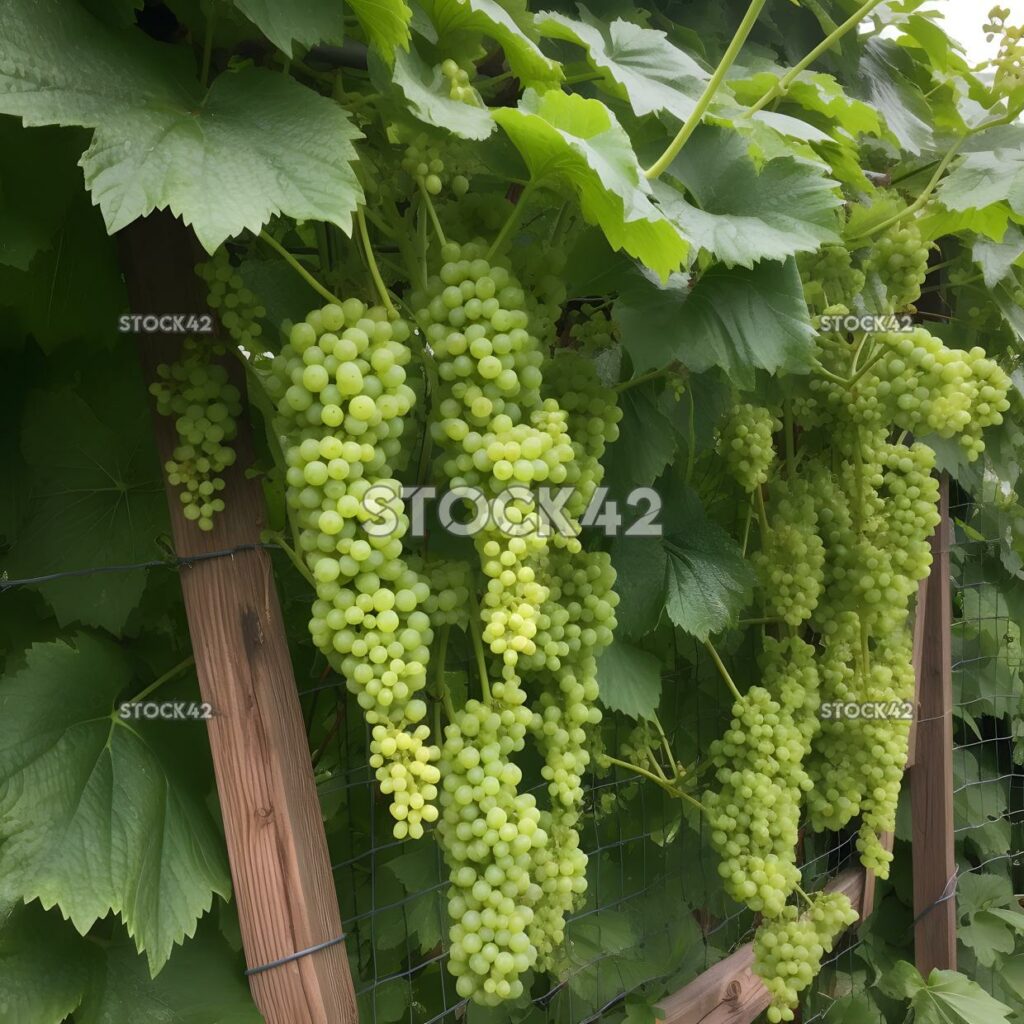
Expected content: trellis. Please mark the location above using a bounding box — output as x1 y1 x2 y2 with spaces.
123 214 960 1024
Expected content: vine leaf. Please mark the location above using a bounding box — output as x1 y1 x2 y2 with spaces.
0 636 231 975
852 38 933 155
3 376 167 635
535 6 707 120
348 0 413 59
602 383 677 493
879 963 1014 1024
972 225 1024 287
229 0 345 56
387 45 494 139
418 0 560 83
0 0 364 251
597 641 662 720
78 921 263 1024
616 260 815 388
0 903 97 1024
492 90 688 280
653 126 842 268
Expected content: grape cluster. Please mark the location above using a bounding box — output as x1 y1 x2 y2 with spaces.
755 479 825 627
440 699 541 1004
441 58 480 105
401 133 469 198
568 303 619 352
263 299 440 837
718 402 782 492
799 245 865 311
864 221 929 310
150 340 241 531
984 6 1024 95
196 248 266 347
753 892 859 1022
409 557 474 630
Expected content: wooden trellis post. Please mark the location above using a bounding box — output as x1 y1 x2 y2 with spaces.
119 214 358 1024
910 475 958 974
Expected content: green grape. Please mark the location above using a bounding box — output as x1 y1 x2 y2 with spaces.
440 57 482 105
753 892 859 1021
718 401 782 492
864 220 929 310
150 338 241 531
984 6 1024 96
568 303 620 353
196 248 267 346
799 244 865 311
265 298 439 838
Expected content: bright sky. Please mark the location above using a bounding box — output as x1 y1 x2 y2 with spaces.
921 0 1024 66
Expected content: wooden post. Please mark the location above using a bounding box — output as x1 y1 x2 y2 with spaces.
911 475 957 975
118 213 359 1024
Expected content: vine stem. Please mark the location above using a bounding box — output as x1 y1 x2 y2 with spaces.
356 209 397 316
125 655 196 706
258 230 344 306
469 593 492 704
487 183 536 259
200 6 217 89
417 180 448 247
603 755 704 812
652 714 679 780
435 624 456 727
741 494 754 557
794 883 816 910
755 484 770 545
615 367 671 393
783 401 796 476
268 530 317 587
644 0 770 179
703 640 743 704
743 0 887 118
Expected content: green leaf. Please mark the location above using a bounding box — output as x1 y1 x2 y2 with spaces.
603 383 677 493
0 636 231 974
881 966 1015 1024
348 0 413 59
663 519 754 641
916 203 1010 243
597 640 662 719
419 0 560 83
610 532 670 640
385 843 446 952
958 872 1017 917
959 911 1019 968
535 7 707 121
0 0 363 251
78 922 262 1024
616 260 815 388
852 39 933 155
389 45 494 139
230 0 345 56
0 902 96 1023
0 119 87 270
493 90 688 280
972 225 1024 287
2 369 167 634
654 126 842 268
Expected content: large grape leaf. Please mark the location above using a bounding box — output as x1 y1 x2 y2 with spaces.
0 902 97 1024
2 373 167 635
879 963 1014 1024
0 636 231 975
349 0 413 59
597 641 662 720
0 0 363 252
419 0 560 83
493 90 688 280
535 7 707 121
603 382 677 493
389 45 494 139
937 140 1024 222
78 923 262 1024
230 0 344 55
653 126 842 268
973 225 1024 288
851 38 933 155
616 260 815 388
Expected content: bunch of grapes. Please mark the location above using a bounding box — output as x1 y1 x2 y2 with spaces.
150 340 241 531
799 244 865 311
263 298 440 837
718 402 782 492
984 6 1024 95
864 221 929 310
753 892 859 1022
440 58 481 105
401 132 469 198
196 248 266 347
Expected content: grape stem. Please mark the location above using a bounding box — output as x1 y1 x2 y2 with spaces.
703 639 743 704
200 6 217 89
794 883 815 910
755 484 771 546
783 401 796 476
615 366 673 393
434 624 456 729
644 0 770 179
743 0 887 118
488 182 537 259
268 530 317 588
652 714 680 780
258 230 345 306
603 755 705 812
417 179 448 247
741 495 754 557
356 209 398 316
123 655 196 707
469 592 493 704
